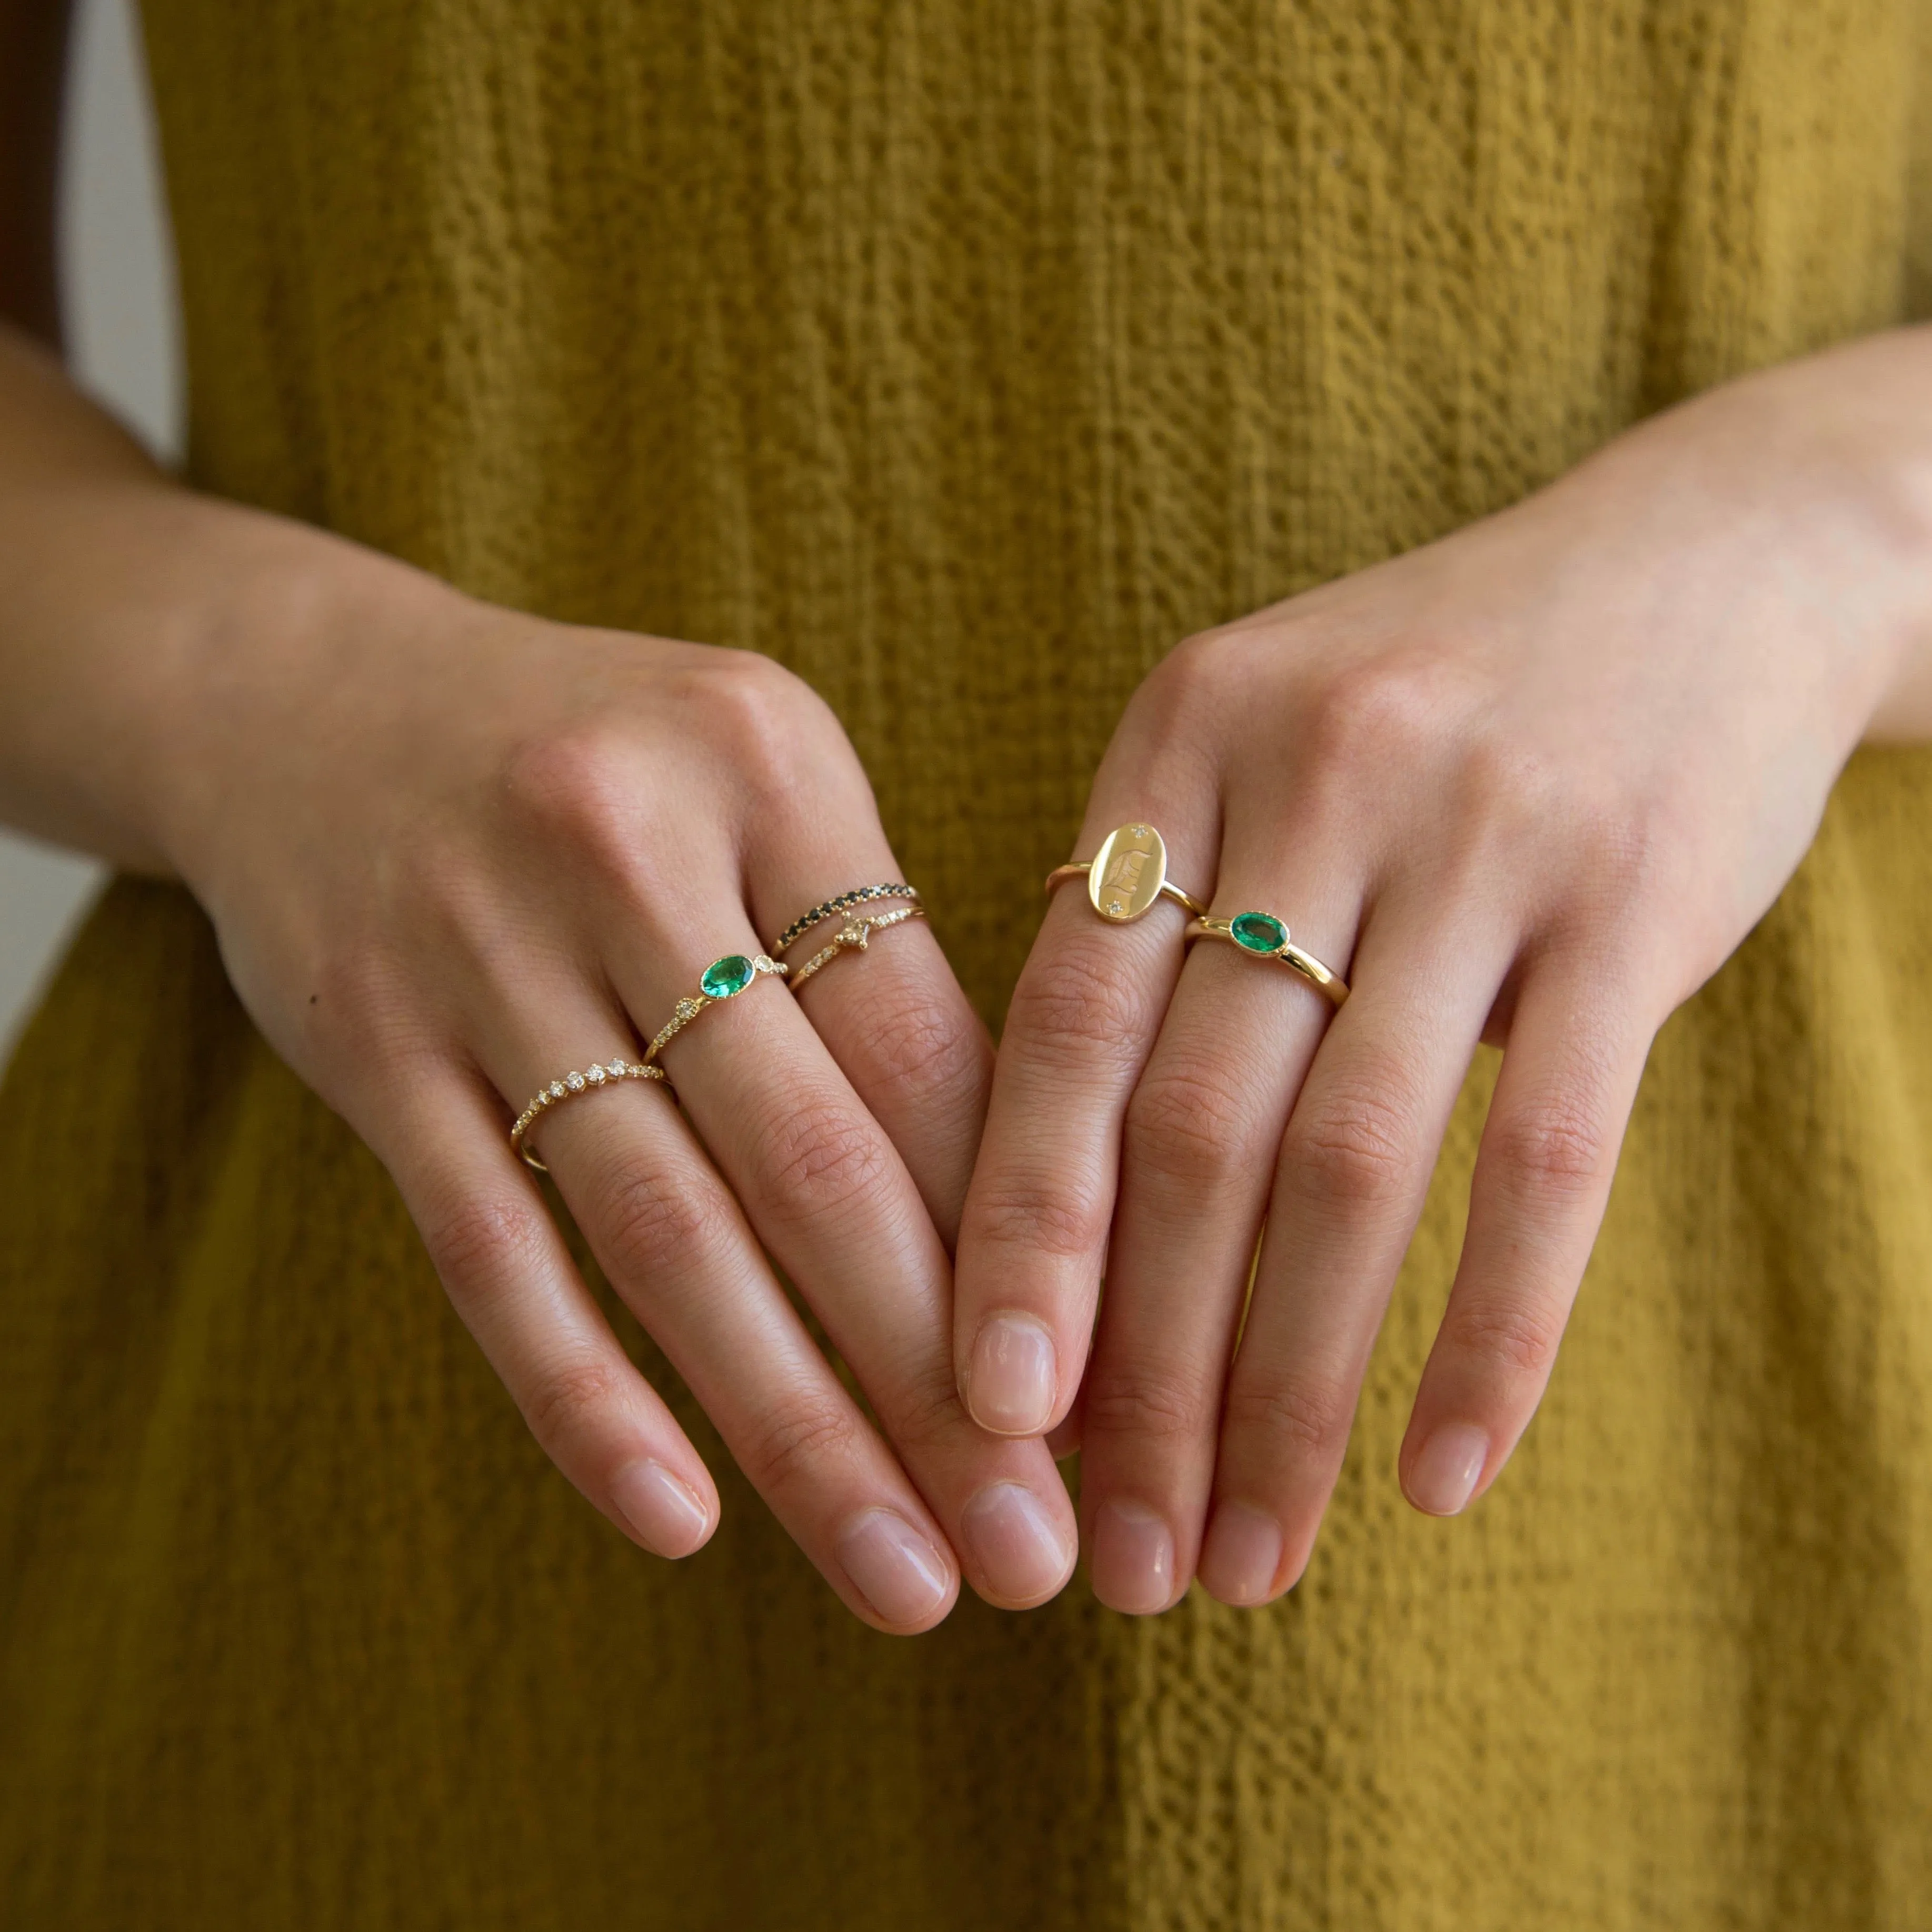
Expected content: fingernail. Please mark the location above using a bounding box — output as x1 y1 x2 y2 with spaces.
835 1508 954 1628
965 1312 1058 1435
1198 1501 1284 1606
961 1481 1075 1606
1408 1423 1489 1516
611 1460 713 1557
1090 1499 1176 1615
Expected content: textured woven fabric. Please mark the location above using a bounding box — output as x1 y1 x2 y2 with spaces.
5 2 1932 1924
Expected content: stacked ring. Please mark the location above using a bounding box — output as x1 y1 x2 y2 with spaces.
1046 823 1207 923
787 903 929 989
511 1057 670 1172
644 951 790 1063
1186 911 1349 1006
772 883 922 956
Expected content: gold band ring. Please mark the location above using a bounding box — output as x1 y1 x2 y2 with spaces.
644 951 790 1064
1045 823 1208 923
1186 912 1349 1007
771 883 922 956
788 903 929 989
511 1057 670 1172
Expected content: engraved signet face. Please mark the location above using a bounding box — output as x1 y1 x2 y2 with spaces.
1088 822 1169 922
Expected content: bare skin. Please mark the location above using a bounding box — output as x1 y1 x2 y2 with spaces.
7 0 1931 1629
952 328 1932 1613
0 0 1077 1635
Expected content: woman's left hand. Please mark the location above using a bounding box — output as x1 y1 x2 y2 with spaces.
952 327 1932 1615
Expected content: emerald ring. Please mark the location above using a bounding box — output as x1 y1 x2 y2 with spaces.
1186 912 1349 1008
645 951 790 1064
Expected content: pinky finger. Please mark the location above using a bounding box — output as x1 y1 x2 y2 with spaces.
379 1076 720 1558
1399 955 1655 1517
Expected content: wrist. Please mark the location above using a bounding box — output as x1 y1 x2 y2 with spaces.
1678 328 1932 744
148 506 477 901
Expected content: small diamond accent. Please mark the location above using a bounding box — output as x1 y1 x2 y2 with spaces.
586 1064 606 1084
549 1081 566 1099
566 1071 587 1091
607 1058 627 1075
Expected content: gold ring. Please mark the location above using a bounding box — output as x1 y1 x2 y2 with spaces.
511 1057 670 1172
1186 911 1349 1007
788 903 929 989
645 951 790 1064
771 882 922 956
1045 823 1208 923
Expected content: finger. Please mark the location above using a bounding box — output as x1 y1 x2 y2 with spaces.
614 924 1076 1611
1075 883 1352 1613
376 1075 719 1560
1198 890 1512 1606
1044 1385 1085 1462
493 1004 968 1635
749 834 992 1252
954 782 1220 1439
1398 947 1652 1516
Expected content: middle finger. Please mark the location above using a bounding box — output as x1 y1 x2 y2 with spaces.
612 913 1078 1610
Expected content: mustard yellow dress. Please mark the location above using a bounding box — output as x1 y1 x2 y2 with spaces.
5 2 1932 1924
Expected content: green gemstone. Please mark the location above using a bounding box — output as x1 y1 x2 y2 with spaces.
1230 911 1287 954
700 954 757 999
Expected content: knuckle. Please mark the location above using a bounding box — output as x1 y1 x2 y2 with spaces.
844 979 988 1104
1302 654 1452 769
1139 628 1249 732
1007 940 1152 1075
754 1104 891 1225
741 1393 861 1494
420 1189 553 1302
525 1356 632 1462
1446 1290 1566 1380
1491 1099 1606 1200
967 1174 1111 1262
1223 1368 1355 1465
1126 1061 1272 1191
677 651 832 780
597 1161 738 1281
502 723 645 879
1280 1061 1420 1212
877 1361 970 1460
1080 1366 1212 1449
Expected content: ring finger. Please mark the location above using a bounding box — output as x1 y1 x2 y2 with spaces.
1197 879 1513 1605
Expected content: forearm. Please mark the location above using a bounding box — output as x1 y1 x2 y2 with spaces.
3 317 1929 881
0 320 448 873
1815 328 1932 740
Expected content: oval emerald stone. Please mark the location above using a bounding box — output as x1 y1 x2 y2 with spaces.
700 954 757 999
1230 911 1287 954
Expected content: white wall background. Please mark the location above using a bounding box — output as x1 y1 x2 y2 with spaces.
0 0 181 1060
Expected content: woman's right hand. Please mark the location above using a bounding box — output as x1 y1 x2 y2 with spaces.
135 544 1078 1633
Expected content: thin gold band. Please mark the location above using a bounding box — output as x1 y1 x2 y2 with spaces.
1045 862 1208 919
1187 914 1349 1007
511 1057 670 1172
644 951 789 1065
771 883 922 956
788 903 928 989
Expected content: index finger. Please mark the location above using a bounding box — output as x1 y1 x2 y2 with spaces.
954 809 1216 1437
